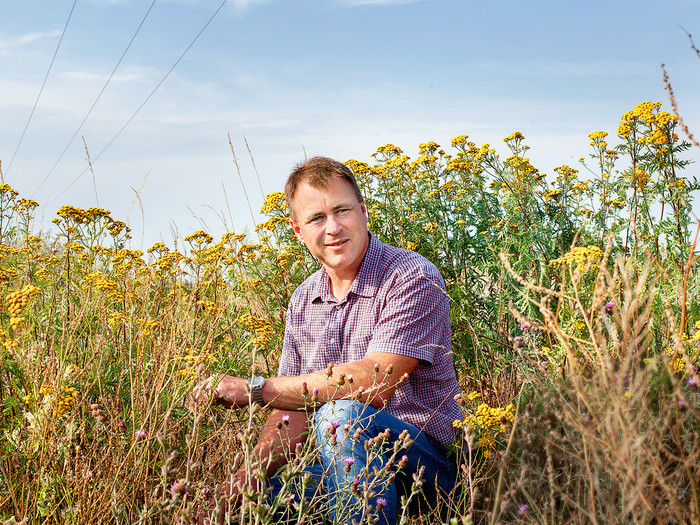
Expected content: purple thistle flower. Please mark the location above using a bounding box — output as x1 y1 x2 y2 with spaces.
518 504 529 516
519 323 531 331
343 457 355 466
134 429 146 439
687 378 698 387
312 387 319 395
282 415 290 423
678 400 687 409
605 300 615 309
376 497 387 508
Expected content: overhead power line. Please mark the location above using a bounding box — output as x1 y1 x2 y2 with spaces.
6 0 79 177
48 0 228 205
32 0 158 197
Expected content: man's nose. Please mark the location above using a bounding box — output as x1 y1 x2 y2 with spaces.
326 214 342 235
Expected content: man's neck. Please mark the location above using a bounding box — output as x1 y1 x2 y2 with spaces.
327 272 355 300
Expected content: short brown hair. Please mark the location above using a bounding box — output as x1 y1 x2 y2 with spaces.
285 156 364 220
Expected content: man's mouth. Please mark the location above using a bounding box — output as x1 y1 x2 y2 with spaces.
326 239 349 248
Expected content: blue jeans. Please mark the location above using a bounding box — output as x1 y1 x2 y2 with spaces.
270 400 459 525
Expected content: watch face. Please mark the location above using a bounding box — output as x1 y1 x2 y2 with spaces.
250 376 265 388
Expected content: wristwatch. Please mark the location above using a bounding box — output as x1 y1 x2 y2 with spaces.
249 376 266 406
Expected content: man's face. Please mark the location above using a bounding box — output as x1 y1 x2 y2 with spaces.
289 177 369 281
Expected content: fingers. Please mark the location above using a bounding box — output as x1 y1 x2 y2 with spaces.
188 375 216 413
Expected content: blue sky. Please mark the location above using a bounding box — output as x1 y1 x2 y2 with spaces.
2 0 699 248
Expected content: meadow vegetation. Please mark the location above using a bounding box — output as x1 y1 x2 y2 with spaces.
0 99 698 524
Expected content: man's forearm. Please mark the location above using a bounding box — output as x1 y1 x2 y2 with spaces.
240 409 309 478
261 353 418 411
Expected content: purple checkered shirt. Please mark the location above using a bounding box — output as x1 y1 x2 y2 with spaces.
279 232 461 446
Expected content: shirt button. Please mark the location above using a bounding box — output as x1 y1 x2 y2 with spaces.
330 338 335 344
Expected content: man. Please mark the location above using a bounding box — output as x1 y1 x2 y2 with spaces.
192 156 461 525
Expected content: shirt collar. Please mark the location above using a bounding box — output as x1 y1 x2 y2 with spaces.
310 231 383 303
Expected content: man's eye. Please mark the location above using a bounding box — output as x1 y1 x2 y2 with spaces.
310 216 323 223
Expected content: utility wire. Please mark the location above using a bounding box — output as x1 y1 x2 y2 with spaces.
32 0 158 197
6 0 79 177
48 0 227 205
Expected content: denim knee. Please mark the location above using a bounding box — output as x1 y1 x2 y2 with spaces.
313 400 368 444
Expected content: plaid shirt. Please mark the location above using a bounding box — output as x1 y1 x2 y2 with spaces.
279 232 461 446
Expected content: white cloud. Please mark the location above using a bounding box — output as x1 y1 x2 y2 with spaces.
476 59 650 78
58 71 143 83
0 30 61 52
229 0 275 11
335 0 419 6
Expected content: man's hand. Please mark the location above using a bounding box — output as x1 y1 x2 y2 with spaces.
189 374 251 412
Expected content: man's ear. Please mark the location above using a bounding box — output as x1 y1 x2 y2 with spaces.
289 218 304 244
360 201 368 221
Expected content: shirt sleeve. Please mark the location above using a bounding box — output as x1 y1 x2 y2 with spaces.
364 262 450 364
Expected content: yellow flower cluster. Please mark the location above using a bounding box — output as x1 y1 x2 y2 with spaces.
344 159 372 176
373 144 404 158
454 401 516 457
256 217 287 232
196 300 219 316
108 312 124 329
56 205 111 224
405 241 418 251
179 347 218 379
692 320 700 342
184 230 213 245
631 168 651 190
260 192 287 214
604 198 626 209
572 181 590 194
276 245 303 266
15 198 39 211
503 131 525 142
544 189 561 203
588 130 608 143
450 135 470 147
617 101 679 143
237 312 274 348
37 383 79 417
83 271 117 292
418 141 440 155
111 248 146 276
147 244 186 274
554 164 578 182
0 184 19 197
423 222 439 233
137 318 163 336
505 155 538 181
0 267 18 282
5 284 40 330
666 347 687 374
238 243 263 262
550 246 604 270
53 386 79 417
